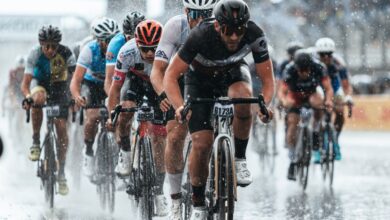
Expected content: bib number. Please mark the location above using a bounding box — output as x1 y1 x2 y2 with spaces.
213 103 234 117
46 105 60 117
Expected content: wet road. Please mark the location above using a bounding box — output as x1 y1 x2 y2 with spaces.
1 117 390 219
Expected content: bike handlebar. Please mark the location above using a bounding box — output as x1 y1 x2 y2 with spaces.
181 95 270 122
111 105 138 127
25 101 76 124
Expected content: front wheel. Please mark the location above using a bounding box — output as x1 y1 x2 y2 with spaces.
298 128 311 191
217 138 235 220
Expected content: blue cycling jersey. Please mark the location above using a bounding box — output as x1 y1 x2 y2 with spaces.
77 40 106 84
327 58 349 92
106 33 126 66
25 44 76 84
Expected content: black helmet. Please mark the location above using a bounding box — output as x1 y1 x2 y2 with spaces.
286 41 303 56
38 25 62 43
123 11 146 35
294 50 312 70
214 0 250 26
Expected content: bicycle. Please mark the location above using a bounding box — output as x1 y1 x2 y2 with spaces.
181 137 193 220
251 114 277 174
24 101 75 208
111 102 157 220
292 104 314 191
181 95 269 220
80 103 118 213
320 103 352 186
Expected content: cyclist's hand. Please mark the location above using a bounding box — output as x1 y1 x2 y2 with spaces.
175 105 191 124
106 118 115 131
325 99 333 112
22 97 33 110
75 96 86 107
160 98 171 112
258 107 274 124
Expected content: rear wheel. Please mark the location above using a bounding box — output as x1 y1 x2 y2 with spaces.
43 133 56 208
217 138 235 220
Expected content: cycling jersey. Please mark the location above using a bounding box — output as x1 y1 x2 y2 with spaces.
114 38 153 83
283 60 327 94
77 40 106 84
25 44 76 84
113 38 165 125
106 33 126 66
278 59 290 80
178 19 269 74
72 35 94 60
325 56 349 92
155 14 190 63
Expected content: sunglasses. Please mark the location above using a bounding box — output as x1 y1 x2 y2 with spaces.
318 52 333 57
188 9 213 20
41 43 59 50
98 37 114 44
139 46 157 53
221 24 247 36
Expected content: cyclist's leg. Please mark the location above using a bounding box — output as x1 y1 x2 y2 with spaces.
286 110 300 180
115 74 141 176
186 76 214 208
81 81 106 176
228 64 253 186
54 118 69 195
309 90 325 149
29 80 46 161
333 88 345 137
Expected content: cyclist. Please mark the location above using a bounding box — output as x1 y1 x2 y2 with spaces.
70 17 119 177
278 41 304 79
314 37 353 161
104 11 145 94
21 25 76 195
107 19 168 216
278 51 334 181
150 0 218 218
5 56 25 109
163 0 274 218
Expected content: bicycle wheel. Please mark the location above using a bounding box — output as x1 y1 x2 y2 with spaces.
217 138 235 220
43 132 56 208
96 131 108 210
183 140 192 220
321 128 330 181
139 137 154 220
107 132 117 213
298 128 310 191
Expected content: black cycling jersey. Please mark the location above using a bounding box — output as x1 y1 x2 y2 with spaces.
178 19 269 74
283 60 328 94
278 59 290 80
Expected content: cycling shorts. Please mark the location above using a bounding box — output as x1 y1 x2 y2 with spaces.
120 73 167 125
185 62 251 133
30 79 70 119
81 80 107 106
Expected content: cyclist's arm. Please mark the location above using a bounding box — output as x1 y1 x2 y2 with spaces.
107 70 124 115
164 54 188 110
21 74 32 98
70 65 86 98
150 60 168 95
255 59 275 106
104 65 115 95
321 76 334 103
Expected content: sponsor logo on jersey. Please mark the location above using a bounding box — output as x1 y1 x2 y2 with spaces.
155 50 168 60
113 75 122 81
106 52 114 61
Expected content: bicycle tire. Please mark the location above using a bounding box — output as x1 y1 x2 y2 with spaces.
44 132 56 208
298 127 310 191
96 131 108 210
107 132 117 213
183 140 192 220
139 137 154 220
217 138 235 220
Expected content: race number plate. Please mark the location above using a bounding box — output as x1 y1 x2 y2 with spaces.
46 105 60 117
213 103 234 117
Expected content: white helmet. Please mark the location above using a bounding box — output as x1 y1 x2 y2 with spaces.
183 0 218 10
14 55 25 68
91 17 120 40
315 37 336 53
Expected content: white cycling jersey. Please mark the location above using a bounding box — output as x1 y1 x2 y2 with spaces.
115 38 153 79
154 14 190 64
